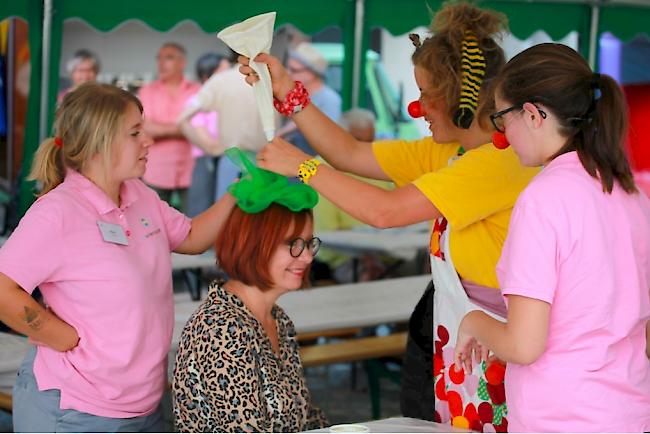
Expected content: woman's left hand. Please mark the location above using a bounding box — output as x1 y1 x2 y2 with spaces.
455 316 488 374
257 137 312 177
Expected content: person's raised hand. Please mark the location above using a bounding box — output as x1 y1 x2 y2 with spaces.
238 54 295 100
256 137 311 178
455 317 489 374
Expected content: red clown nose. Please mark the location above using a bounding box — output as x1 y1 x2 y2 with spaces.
492 131 510 149
408 100 424 118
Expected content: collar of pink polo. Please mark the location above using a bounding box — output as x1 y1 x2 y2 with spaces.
63 169 139 215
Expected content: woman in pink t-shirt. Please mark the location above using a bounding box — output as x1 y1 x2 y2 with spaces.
0 83 234 431
455 43 650 432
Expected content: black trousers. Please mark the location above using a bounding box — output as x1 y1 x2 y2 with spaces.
399 279 434 420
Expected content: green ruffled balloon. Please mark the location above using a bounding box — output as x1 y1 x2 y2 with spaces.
225 148 319 213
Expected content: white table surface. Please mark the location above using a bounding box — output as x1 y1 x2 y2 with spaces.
172 274 431 351
318 224 430 261
171 250 217 270
308 417 469 433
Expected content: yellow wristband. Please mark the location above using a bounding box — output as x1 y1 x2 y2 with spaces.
297 159 321 184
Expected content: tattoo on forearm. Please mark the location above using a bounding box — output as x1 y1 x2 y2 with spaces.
22 306 47 331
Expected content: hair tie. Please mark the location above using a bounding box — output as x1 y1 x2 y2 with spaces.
409 33 422 48
572 73 603 126
590 73 602 89
54 137 63 148
590 73 603 102
453 31 486 129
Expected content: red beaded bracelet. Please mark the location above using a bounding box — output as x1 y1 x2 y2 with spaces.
273 81 311 117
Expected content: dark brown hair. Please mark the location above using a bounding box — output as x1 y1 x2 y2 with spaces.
215 204 313 291
495 43 636 194
412 1 508 129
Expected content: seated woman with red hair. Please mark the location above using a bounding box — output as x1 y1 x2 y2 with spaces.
172 149 327 433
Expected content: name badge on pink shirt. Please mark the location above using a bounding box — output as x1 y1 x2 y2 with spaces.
97 220 129 246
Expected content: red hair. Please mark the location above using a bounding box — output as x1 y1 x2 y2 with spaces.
215 204 313 291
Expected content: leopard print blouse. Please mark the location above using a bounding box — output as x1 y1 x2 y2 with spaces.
172 282 328 432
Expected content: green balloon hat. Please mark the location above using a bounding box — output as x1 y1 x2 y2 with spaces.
225 148 319 213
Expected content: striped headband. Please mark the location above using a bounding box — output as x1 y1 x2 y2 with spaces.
453 31 486 129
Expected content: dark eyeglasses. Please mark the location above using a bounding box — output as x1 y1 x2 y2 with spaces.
288 237 321 258
490 104 547 133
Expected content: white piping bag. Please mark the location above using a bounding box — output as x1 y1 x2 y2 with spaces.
218 12 276 142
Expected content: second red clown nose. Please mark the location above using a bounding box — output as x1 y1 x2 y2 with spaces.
408 100 425 118
492 131 510 149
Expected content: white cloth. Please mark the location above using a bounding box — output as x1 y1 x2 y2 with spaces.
217 12 276 141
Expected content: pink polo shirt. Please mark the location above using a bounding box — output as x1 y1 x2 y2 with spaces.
497 152 650 432
139 78 200 189
0 170 191 418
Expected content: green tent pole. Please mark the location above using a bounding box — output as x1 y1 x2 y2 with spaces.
47 0 63 137
587 3 601 70
342 0 357 111
355 0 369 109
17 0 44 218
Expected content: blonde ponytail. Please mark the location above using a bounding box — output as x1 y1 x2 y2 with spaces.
28 138 66 196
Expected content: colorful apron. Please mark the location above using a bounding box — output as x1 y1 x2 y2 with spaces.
431 218 509 432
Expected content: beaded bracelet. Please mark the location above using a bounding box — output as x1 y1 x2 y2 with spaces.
273 81 311 116
297 159 321 184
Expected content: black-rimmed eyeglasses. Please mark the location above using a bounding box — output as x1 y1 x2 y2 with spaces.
288 237 321 258
490 104 547 133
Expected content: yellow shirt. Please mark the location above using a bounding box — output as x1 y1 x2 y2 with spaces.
373 136 539 288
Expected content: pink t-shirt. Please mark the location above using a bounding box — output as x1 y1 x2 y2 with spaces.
139 78 200 189
0 170 191 418
497 152 650 432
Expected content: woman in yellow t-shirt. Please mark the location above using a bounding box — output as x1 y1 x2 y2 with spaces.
240 2 538 429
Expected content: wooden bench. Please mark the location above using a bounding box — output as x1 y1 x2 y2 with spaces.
296 327 362 343
299 332 408 419
299 331 407 367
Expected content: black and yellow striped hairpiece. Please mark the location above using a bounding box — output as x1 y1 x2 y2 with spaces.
454 31 486 129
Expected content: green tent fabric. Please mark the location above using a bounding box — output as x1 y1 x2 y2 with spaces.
52 0 352 34
367 1 591 41
600 5 650 42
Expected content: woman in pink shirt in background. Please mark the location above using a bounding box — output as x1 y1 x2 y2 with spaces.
0 83 234 432
455 43 650 432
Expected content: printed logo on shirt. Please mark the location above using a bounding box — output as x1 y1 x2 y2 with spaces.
140 218 150 227
145 228 161 238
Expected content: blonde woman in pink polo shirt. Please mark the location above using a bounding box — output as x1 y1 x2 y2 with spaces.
0 82 234 432
455 44 650 432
